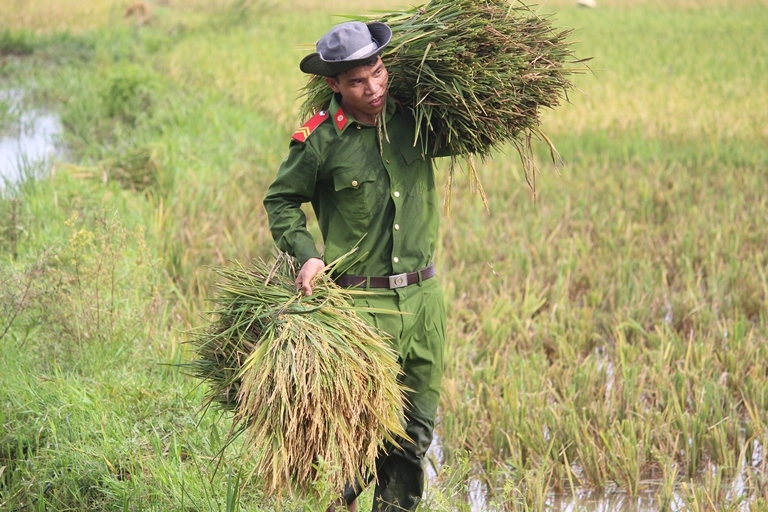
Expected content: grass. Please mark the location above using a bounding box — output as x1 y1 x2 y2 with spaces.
1 0 767 510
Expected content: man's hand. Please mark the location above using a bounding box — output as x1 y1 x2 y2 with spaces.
296 257 325 296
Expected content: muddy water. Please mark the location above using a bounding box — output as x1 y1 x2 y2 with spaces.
0 89 62 185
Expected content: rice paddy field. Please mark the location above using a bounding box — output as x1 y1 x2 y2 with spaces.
1 0 767 510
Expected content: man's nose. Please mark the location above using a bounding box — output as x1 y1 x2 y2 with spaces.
365 80 379 95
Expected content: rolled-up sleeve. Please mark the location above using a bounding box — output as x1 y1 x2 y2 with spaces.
263 141 323 265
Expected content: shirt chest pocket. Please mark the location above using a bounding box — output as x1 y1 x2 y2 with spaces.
397 144 433 196
331 168 380 219
400 143 423 165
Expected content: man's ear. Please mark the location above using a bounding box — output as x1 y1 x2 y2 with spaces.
325 76 341 93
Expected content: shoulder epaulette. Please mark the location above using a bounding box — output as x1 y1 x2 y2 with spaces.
292 110 330 143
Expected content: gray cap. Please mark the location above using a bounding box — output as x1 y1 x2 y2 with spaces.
300 21 392 77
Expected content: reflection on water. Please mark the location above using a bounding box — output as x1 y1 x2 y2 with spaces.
0 89 62 185
548 488 673 512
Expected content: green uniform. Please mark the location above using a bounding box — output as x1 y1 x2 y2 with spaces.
263 95 445 511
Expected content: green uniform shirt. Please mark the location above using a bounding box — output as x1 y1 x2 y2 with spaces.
264 95 440 277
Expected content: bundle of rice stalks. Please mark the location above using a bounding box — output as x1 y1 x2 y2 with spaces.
300 0 587 199
187 253 407 498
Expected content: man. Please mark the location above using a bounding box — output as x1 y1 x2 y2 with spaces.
263 21 446 511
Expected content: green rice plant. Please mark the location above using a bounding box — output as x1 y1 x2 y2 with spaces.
60 147 162 193
0 28 36 56
417 449 474 511
0 198 22 260
300 0 587 198
677 463 746 512
568 411 609 490
500 458 556 511
100 62 159 126
598 418 652 495
186 253 408 499
647 448 681 511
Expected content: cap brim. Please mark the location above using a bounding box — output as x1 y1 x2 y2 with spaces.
299 22 392 76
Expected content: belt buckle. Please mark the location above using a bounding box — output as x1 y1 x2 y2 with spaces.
388 273 408 289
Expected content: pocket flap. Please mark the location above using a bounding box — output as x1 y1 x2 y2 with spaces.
399 143 425 165
333 168 376 192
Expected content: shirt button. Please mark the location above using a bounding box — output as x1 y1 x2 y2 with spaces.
394 224 400 230
386 159 391 163
356 125 361 130
393 257 399 263
394 191 400 198
352 180 358 187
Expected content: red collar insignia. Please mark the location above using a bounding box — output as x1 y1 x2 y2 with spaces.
333 108 348 130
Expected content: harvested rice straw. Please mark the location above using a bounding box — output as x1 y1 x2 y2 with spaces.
299 0 587 208
187 253 408 498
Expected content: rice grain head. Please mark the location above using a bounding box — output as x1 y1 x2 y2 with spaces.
187 253 408 498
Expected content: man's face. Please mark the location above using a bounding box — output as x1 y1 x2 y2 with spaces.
325 57 389 124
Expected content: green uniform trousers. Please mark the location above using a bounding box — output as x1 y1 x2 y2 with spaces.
343 277 446 511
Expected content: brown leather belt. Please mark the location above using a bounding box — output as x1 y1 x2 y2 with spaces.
335 264 436 289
